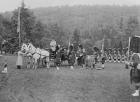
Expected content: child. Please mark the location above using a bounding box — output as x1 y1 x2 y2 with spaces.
2 58 8 73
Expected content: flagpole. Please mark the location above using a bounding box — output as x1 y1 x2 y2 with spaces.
17 6 21 49
68 34 71 51
128 37 131 60
101 35 105 55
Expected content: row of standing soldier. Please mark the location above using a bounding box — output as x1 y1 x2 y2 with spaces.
103 48 132 63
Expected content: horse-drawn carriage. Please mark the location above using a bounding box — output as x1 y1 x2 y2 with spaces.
20 40 77 69
20 39 106 70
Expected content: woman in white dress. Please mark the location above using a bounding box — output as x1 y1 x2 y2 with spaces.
16 50 25 69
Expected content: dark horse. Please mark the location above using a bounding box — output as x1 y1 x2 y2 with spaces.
49 45 76 69
58 45 76 68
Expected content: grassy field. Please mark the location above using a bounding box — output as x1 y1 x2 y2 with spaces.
0 55 140 102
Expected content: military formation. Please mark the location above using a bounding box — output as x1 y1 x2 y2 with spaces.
48 40 131 70
104 48 130 63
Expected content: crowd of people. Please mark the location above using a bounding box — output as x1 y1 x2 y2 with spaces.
103 48 131 63
3 38 140 97
48 40 132 70
15 39 133 70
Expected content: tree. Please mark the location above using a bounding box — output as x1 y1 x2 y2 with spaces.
31 21 44 46
47 23 66 45
10 2 46 50
11 2 36 44
118 41 123 54
125 16 139 36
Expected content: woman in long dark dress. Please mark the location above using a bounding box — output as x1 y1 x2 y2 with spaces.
129 53 140 96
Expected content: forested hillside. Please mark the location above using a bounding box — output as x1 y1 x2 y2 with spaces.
33 5 140 50
1 5 140 53
33 5 140 32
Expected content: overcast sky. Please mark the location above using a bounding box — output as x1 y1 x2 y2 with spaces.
0 0 140 12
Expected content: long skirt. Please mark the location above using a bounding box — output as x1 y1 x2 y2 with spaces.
16 54 23 66
130 68 140 86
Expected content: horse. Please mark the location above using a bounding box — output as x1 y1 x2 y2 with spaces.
21 43 34 69
36 48 50 67
21 43 28 52
85 55 95 69
27 43 50 69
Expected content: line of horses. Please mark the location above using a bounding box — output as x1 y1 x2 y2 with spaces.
20 43 106 70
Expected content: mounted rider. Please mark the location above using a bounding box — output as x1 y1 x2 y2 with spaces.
67 44 76 68
49 40 57 60
59 45 67 61
49 40 61 69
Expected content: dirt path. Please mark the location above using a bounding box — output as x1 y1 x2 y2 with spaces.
0 56 140 102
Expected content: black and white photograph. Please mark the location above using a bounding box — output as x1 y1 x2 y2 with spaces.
0 0 140 102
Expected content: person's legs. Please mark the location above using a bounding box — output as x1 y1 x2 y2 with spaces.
2 63 8 73
101 57 105 69
77 57 80 66
17 65 21 69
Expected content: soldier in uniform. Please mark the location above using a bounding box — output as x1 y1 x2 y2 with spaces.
77 44 86 67
93 47 100 64
60 45 67 62
68 44 76 69
107 49 112 62
113 49 117 62
121 50 126 63
100 52 106 69
117 50 121 63
108 53 111 62
68 44 74 57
